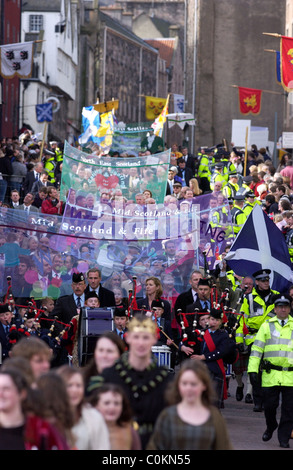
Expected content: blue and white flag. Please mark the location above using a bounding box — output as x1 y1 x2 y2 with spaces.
36 103 53 123
78 106 100 145
225 204 293 292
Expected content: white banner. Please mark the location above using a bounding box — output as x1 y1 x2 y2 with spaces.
0 41 34 79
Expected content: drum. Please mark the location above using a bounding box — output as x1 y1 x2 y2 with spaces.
151 345 171 369
78 307 114 366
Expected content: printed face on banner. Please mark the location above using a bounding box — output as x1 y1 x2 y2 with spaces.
60 141 170 205
0 192 232 301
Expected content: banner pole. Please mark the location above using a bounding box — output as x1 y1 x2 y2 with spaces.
39 121 48 160
244 126 248 176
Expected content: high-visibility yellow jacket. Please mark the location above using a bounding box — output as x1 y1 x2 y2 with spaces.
210 171 227 190
248 315 293 387
230 204 247 235
236 288 278 345
197 153 212 180
243 201 254 217
44 157 56 183
223 182 239 199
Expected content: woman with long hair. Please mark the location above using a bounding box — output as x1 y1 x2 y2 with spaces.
0 368 71 450
146 359 233 450
88 383 141 450
57 365 110 450
83 331 125 391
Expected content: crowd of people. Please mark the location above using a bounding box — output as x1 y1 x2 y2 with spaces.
0 129 293 450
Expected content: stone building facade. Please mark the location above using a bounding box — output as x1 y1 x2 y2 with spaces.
101 0 286 153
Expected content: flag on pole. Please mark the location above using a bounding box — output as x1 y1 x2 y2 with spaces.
78 106 101 145
79 106 114 152
36 103 53 123
151 95 170 137
225 204 293 292
95 110 114 151
145 96 167 120
0 41 34 79
280 35 293 92
238 87 262 115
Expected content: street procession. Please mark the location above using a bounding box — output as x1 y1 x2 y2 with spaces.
1 0 293 455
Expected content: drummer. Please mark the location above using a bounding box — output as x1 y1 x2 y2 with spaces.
85 291 100 309
151 299 178 369
151 300 174 347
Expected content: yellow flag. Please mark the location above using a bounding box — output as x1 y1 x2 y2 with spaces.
145 96 167 120
151 95 170 137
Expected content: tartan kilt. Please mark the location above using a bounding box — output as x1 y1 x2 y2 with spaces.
232 352 249 375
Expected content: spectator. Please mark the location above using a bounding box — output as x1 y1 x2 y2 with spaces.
0 147 13 202
10 153 27 194
41 186 63 215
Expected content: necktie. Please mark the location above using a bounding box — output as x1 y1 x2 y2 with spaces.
281 320 285 327
204 301 209 310
76 297 81 308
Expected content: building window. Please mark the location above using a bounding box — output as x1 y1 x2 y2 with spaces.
29 15 43 32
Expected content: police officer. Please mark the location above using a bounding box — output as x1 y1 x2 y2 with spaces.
236 269 279 411
197 148 213 192
248 293 293 448
222 172 239 200
210 162 227 191
230 194 247 237
243 191 257 217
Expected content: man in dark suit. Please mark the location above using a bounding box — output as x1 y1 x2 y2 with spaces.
174 270 203 324
181 146 197 174
177 158 194 187
186 278 212 316
31 170 55 195
85 267 115 307
23 161 44 194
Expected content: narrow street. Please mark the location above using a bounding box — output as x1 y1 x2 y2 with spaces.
222 374 289 451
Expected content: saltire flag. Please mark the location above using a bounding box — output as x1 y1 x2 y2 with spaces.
276 50 281 85
78 106 101 145
151 94 170 137
238 87 262 115
145 96 167 120
280 35 293 92
225 204 293 292
0 41 33 79
36 103 53 123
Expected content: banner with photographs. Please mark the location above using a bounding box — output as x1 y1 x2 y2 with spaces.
60 141 170 204
0 191 232 302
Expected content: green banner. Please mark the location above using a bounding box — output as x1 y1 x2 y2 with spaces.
60 141 170 204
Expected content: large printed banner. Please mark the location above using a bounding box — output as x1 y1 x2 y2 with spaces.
111 122 154 156
60 141 170 204
0 192 232 301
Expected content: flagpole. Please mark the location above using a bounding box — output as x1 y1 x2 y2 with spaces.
262 33 282 38
244 126 248 176
39 121 48 160
230 84 282 95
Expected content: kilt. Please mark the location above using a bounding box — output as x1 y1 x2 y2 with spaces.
232 352 249 375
